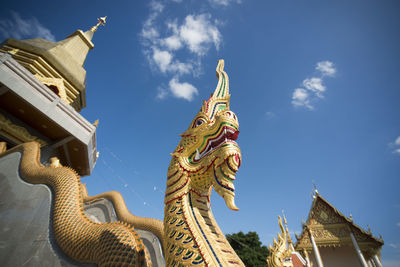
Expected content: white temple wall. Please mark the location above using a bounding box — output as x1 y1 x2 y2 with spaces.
309 246 363 267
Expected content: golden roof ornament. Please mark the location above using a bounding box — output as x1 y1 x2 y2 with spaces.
267 214 308 267
92 120 99 128
312 182 319 198
267 216 294 267
282 211 294 251
90 16 107 33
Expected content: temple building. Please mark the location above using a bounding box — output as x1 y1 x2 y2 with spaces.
0 18 164 266
267 191 384 267
0 17 103 175
295 190 384 267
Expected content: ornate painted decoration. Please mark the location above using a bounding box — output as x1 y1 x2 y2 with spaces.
164 60 244 266
0 113 47 147
295 192 384 259
267 216 294 267
34 75 69 104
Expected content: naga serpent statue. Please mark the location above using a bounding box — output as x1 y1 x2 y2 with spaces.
163 59 244 266
0 60 243 266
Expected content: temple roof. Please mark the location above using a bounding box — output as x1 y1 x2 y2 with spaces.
0 17 106 111
295 191 383 252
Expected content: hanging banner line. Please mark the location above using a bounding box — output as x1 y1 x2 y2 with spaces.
99 157 162 215
104 146 165 194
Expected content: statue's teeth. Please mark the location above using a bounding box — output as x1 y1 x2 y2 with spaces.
195 149 200 160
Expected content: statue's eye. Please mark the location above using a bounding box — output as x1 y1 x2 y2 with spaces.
194 118 206 127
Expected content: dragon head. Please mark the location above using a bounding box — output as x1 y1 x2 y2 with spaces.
165 60 241 211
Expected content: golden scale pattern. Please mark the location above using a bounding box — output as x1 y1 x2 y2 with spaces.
0 142 152 267
164 198 205 266
163 60 245 266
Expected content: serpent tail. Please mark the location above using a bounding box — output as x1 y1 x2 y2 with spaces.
0 142 152 266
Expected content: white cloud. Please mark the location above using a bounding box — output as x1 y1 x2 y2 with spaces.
179 14 221 56
152 48 173 73
141 1 164 43
141 9 221 59
168 60 193 75
166 20 179 32
0 11 55 42
160 21 182 50
265 111 276 120
150 1 164 13
316 61 336 77
292 89 308 102
156 86 168 100
151 48 192 75
292 88 313 110
163 35 182 50
303 77 325 98
141 27 159 41
208 0 242 6
390 136 400 154
291 60 336 110
141 2 224 101
160 14 221 56
395 136 400 146
169 77 198 101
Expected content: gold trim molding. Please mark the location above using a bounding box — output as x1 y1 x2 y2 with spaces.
0 113 47 147
0 46 82 111
80 183 164 246
34 74 69 104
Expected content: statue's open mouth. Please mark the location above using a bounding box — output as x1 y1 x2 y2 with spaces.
193 125 239 161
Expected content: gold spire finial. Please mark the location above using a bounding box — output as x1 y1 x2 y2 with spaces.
313 181 319 194
282 210 287 224
282 210 294 251
90 16 107 33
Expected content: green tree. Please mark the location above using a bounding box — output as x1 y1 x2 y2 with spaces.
226 231 269 267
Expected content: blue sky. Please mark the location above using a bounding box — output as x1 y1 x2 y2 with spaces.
1 0 399 265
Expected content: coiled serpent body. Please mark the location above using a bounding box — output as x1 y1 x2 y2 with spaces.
0 142 152 266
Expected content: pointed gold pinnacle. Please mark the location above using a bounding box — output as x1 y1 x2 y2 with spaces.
90 16 107 33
